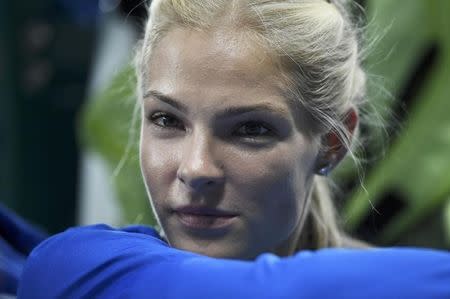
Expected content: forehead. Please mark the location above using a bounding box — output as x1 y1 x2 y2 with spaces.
145 27 293 114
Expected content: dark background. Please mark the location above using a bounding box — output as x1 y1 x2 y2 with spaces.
0 0 147 233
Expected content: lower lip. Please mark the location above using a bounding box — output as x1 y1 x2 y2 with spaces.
175 212 237 230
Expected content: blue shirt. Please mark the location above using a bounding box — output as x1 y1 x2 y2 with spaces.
17 224 450 299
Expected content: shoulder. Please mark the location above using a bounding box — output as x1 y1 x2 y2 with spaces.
17 224 172 299
30 224 166 254
25 224 168 266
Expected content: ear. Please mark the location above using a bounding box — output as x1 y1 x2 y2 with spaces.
314 107 358 176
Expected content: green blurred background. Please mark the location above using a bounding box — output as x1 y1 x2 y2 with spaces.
1 0 449 249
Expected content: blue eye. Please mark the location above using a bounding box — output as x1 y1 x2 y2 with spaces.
150 113 184 130
235 122 271 137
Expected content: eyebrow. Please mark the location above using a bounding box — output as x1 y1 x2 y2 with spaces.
143 89 289 118
216 104 289 119
143 90 188 113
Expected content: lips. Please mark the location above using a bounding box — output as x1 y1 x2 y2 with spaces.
173 206 238 230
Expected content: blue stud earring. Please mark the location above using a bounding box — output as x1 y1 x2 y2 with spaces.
318 164 333 176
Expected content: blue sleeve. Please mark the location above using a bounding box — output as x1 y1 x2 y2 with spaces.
0 203 48 295
17 225 450 299
0 202 48 256
0 236 26 295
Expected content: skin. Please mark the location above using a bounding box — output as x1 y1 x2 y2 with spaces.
139 27 355 259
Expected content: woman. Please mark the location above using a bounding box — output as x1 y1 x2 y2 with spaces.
137 0 364 259
15 0 450 298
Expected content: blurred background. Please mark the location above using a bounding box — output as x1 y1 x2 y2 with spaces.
0 0 449 249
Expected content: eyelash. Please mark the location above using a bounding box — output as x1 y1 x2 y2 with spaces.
234 121 272 138
149 112 184 130
148 112 274 139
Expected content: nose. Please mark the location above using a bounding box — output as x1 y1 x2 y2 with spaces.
177 132 224 192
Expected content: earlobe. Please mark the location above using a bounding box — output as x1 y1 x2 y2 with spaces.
314 107 359 176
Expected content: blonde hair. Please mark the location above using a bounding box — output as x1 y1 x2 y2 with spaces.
135 0 368 250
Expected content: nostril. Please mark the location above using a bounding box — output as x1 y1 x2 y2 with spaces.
178 176 221 191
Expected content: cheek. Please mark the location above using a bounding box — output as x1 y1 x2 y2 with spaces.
228 141 314 202
140 132 179 203
226 141 316 234
245 158 304 221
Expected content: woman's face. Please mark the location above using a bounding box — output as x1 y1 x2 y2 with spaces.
140 28 321 259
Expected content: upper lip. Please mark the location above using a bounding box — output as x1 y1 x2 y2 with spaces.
173 205 238 217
